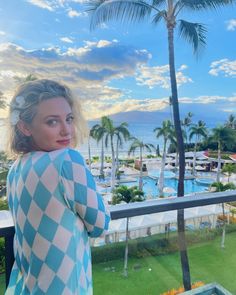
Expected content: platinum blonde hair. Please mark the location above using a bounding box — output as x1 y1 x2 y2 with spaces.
6 79 88 155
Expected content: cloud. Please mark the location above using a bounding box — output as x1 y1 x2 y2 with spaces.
60 37 73 43
226 19 236 31
0 41 150 119
209 59 236 77
26 0 55 11
0 31 6 36
67 9 87 18
26 0 89 14
179 94 236 105
136 64 192 89
82 97 169 119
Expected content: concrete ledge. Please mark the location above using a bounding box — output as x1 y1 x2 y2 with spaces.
180 282 232 295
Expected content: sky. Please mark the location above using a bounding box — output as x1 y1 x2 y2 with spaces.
0 0 236 125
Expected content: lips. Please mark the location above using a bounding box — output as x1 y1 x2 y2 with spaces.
57 139 71 145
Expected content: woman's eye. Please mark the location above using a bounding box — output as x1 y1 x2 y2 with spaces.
67 116 74 124
46 119 58 126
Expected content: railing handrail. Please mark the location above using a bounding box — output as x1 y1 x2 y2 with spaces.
1 190 236 288
110 190 236 219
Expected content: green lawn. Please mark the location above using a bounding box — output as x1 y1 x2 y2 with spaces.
93 232 236 295
1 232 236 294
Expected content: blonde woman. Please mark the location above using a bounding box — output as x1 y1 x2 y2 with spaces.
6 79 110 294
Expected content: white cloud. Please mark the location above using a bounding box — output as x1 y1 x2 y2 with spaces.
67 9 87 18
26 0 55 11
136 64 192 89
60 37 73 43
179 94 236 105
0 41 150 119
209 59 236 77
226 19 236 31
0 31 6 36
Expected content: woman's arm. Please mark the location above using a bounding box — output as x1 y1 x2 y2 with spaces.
61 149 110 237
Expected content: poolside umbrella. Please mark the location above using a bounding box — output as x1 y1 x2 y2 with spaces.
195 165 205 171
91 169 100 176
164 163 175 170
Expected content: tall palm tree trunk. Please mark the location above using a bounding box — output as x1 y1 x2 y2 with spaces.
167 25 191 290
221 203 226 248
217 142 221 182
88 137 91 171
124 217 129 277
100 139 105 178
116 139 120 178
111 137 116 190
158 140 167 196
192 144 197 176
139 147 143 190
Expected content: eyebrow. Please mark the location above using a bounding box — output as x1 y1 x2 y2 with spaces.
44 113 73 119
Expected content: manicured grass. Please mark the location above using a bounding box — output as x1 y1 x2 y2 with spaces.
93 232 236 295
0 274 5 294
1 232 236 294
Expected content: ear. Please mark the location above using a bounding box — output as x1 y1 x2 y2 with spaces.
17 120 32 137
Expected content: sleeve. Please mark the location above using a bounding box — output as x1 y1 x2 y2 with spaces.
60 149 110 238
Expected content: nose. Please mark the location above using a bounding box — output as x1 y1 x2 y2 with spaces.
60 122 70 136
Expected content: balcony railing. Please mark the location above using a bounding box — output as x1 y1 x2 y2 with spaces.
1 190 236 292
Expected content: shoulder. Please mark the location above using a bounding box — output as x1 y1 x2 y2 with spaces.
63 148 85 165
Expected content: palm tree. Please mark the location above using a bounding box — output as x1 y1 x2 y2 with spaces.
90 117 108 178
222 164 236 182
225 114 236 129
112 185 144 277
154 120 174 196
182 112 193 148
103 117 130 190
88 0 233 290
210 181 236 248
115 122 130 178
210 126 235 182
189 120 207 176
128 137 154 190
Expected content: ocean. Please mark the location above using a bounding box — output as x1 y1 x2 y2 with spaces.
0 118 224 159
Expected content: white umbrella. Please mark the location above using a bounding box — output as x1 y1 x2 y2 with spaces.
91 169 100 176
104 167 111 173
195 165 205 171
164 163 175 170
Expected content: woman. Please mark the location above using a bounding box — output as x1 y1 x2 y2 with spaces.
6 79 110 294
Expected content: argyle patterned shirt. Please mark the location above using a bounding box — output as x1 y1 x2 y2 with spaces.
6 148 110 294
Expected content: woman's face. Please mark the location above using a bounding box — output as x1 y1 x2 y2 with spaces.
21 97 75 152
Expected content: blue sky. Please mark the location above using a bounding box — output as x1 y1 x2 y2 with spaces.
0 0 235 124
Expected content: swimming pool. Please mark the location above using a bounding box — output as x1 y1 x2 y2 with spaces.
195 178 215 186
122 176 210 198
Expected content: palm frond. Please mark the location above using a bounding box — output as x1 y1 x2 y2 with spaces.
88 0 152 30
152 10 166 24
152 0 166 6
178 19 207 54
179 0 234 11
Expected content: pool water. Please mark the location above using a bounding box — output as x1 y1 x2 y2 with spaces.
122 176 210 198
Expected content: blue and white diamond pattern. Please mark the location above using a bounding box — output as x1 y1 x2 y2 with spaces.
6 148 110 294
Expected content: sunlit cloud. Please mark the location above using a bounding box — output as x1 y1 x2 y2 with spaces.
179 94 236 104
60 37 73 43
209 58 236 77
226 19 236 31
83 97 169 119
136 64 192 89
0 41 150 119
26 0 55 11
67 9 87 18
